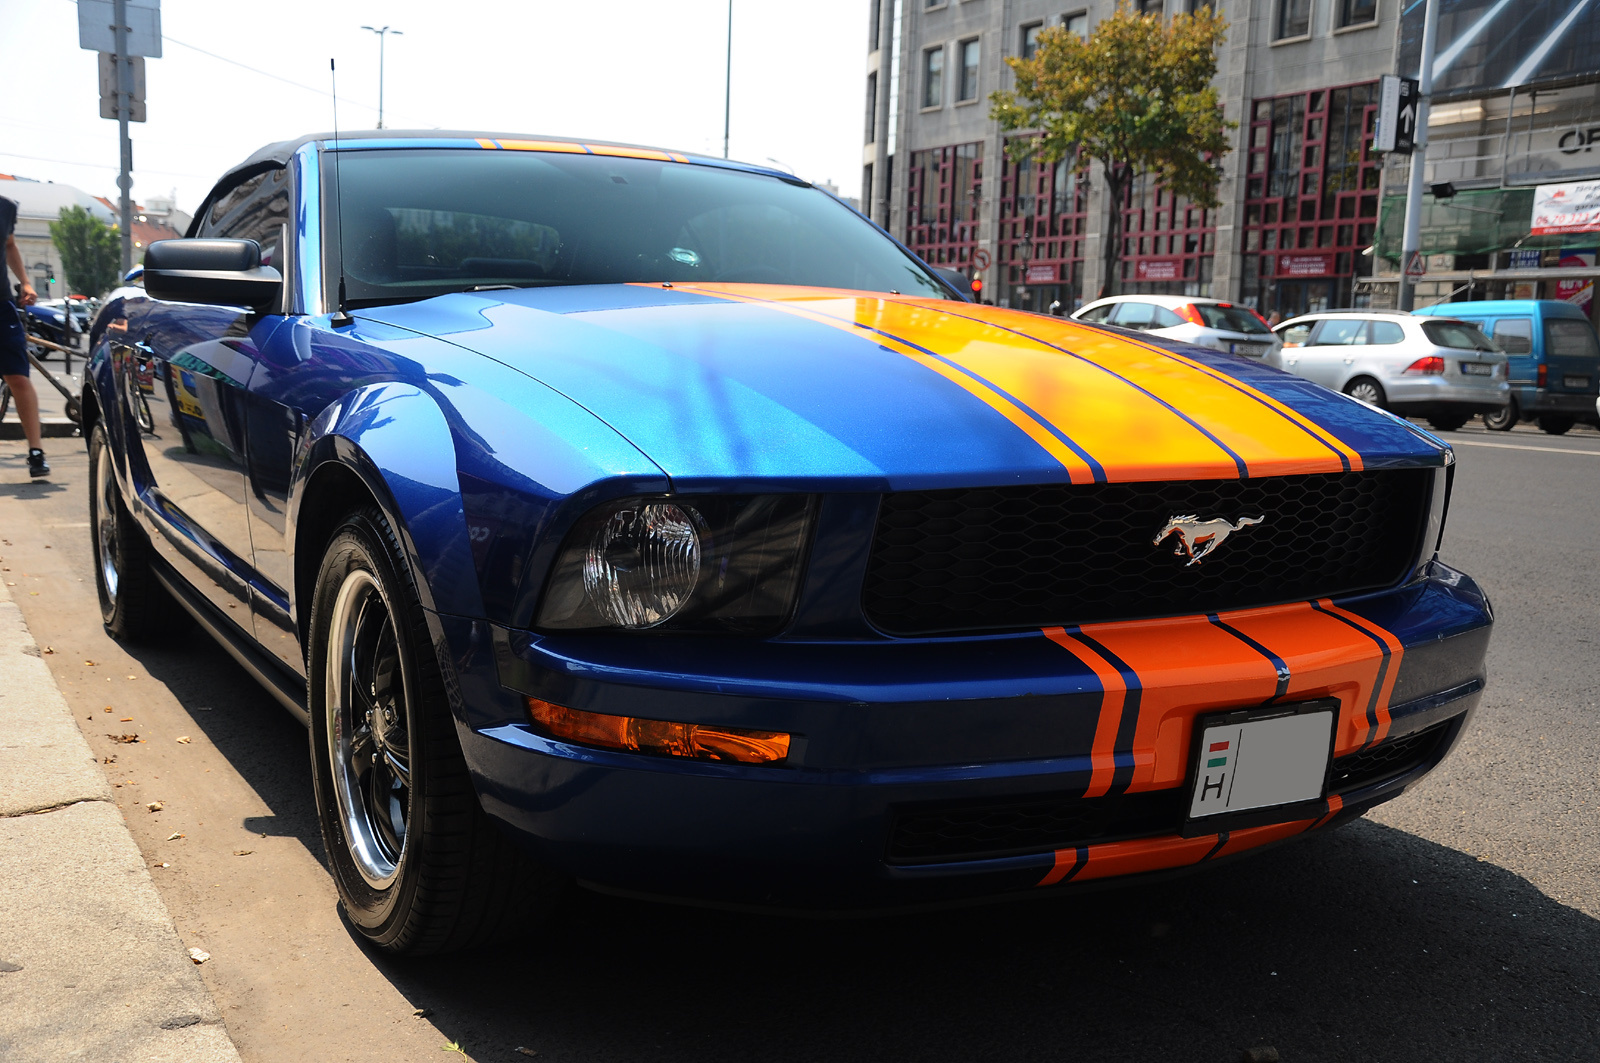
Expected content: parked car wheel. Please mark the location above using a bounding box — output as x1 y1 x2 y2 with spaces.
1483 398 1517 432
306 506 562 955
1538 414 1575 436
1343 377 1387 409
1427 412 1471 432
88 421 187 641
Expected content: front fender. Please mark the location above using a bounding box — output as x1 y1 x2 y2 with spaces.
289 382 485 620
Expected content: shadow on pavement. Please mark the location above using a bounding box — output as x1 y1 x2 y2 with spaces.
110 632 1600 1063
377 820 1599 1063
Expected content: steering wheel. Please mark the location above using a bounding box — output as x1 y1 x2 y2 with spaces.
710 265 787 284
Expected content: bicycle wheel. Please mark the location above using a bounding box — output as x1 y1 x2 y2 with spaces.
0 377 10 422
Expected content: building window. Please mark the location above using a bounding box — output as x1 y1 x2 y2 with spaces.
865 72 878 144
1133 0 1163 14
1021 22 1043 59
958 39 980 101
1277 0 1311 37
997 137 1089 313
870 0 882 50
1063 11 1089 38
1338 0 1377 26
1242 82 1382 316
1119 177 1216 298
905 142 983 267
1184 0 1212 12
923 46 944 109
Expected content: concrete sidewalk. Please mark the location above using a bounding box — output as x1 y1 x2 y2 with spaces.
0 578 242 1060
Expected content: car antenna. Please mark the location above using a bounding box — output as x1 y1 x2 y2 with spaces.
329 58 354 327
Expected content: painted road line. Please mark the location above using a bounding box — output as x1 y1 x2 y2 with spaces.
1449 439 1600 457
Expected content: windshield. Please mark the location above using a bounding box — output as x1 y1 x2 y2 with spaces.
1195 304 1269 335
1422 320 1496 351
323 148 949 306
1546 319 1600 359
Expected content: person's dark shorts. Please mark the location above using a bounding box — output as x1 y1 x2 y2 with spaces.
0 301 29 378
0 299 28 377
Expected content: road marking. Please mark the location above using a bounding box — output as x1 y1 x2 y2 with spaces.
1449 439 1600 457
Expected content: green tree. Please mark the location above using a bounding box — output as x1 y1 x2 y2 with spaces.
49 205 121 297
990 4 1234 298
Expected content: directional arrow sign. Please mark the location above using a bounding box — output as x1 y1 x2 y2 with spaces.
1394 78 1419 155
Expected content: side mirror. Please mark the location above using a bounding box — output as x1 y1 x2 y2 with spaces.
144 239 282 312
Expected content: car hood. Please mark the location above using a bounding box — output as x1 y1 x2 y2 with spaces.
360 284 1448 490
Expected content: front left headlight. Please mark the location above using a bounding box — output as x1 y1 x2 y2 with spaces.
536 494 816 634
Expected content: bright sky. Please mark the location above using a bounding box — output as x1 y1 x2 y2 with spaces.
2 0 870 217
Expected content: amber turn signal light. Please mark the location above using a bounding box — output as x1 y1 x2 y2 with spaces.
526 698 791 765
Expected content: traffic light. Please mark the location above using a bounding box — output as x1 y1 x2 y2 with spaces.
970 276 983 295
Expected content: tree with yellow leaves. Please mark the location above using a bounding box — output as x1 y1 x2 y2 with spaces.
991 5 1234 298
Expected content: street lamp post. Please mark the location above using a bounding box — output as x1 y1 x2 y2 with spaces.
360 25 403 130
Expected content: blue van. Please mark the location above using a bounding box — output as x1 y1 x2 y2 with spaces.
1413 300 1600 434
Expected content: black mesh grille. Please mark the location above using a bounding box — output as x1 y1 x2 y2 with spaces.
863 469 1430 636
887 789 1184 864
1329 723 1448 793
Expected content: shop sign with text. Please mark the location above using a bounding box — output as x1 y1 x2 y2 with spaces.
1134 258 1182 281
1281 254 1334 277
1025 264 1057 284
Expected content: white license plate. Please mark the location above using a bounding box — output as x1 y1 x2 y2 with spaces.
1564 375 1591 389
1188 707 1334 820
1461 362 1493 377
1231 343 1267 356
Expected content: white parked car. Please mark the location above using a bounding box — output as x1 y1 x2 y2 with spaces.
1072 295 1282 367
1273 311 1510 431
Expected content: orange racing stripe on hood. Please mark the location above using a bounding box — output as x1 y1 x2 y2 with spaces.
672 285 1359 483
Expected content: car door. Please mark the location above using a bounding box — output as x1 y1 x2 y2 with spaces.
1294 318 1368 387
1488 318 1536 389
1543 313 1600 400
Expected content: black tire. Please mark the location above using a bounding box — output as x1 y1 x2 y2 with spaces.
1538 414 1575 436
88 421 187 641
306 506 563 955
1343 377 1387 409
1483 398 1517 432
1426 412 1470 432
0 378 10 422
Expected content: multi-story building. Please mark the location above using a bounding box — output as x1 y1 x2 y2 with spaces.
862 0 1600 322
0 176 117 300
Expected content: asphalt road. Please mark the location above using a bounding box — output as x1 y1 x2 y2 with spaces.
2 420 1597 1063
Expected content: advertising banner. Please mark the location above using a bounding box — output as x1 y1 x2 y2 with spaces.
1134 258 1181 281
1025 263 1058 284
1531 182 1600 236
1556 248 1596 315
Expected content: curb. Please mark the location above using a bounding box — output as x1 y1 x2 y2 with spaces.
0 420 80 440
0 578 244 1062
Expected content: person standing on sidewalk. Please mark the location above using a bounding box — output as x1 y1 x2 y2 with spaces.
1 194 47 478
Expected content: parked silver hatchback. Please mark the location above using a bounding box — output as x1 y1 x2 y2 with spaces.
1272 311 1510 431
1072 295 1283 368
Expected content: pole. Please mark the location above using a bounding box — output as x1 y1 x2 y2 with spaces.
723 0 732 159
113 0 134 274
1398 0 1439 312
377 31 385 129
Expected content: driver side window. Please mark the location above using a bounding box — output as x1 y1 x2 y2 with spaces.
202 168 291 270
1078 304 1114 322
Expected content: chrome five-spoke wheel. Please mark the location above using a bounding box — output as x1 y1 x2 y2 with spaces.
326 568 412 890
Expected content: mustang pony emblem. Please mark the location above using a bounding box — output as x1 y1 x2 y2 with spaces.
1153 515 1264 566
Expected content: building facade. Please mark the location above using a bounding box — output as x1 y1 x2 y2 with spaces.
862 0 1600 322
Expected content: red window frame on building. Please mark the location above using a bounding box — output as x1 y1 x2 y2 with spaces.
905 142 983 268
1119 175 1217 296
1240 82 1383 316
997 138 1087 312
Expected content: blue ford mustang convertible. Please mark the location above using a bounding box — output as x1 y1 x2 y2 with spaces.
84 131 1492 953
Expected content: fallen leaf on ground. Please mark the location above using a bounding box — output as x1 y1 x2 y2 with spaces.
103 707 113 712
442 1044 466 1056
28 592 37 596
187 948 209 965
176 736 191 744
42 646 53 654
146 801 163 812
412 1007 433 1018
120 717 133 722
108 734 139 743
153 862 169 868
83 660 96 666
166 832 185 841
516 1049 537 1057
126 675 138 680
233 850 253 857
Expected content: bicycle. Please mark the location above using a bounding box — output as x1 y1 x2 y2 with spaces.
0 336 83 426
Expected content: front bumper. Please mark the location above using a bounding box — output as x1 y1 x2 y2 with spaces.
443 565 1492 910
